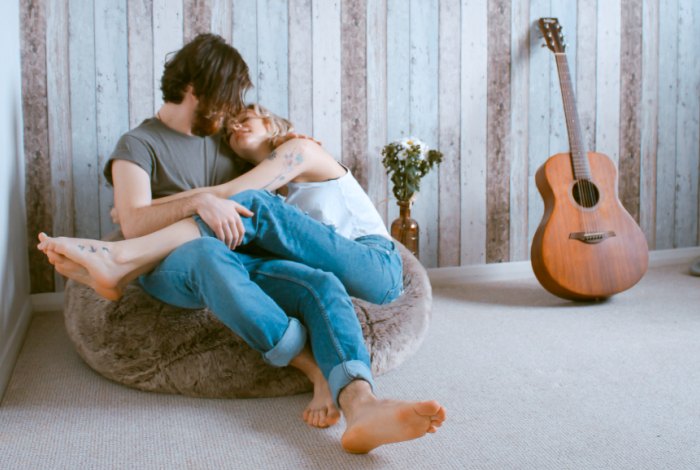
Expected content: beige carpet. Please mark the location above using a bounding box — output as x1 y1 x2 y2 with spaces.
2 262 700 469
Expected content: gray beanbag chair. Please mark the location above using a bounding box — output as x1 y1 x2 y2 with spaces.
63 242 432 398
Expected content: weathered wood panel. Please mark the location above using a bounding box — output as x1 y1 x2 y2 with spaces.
183 0 211 43
153 0 183 111
341 0 367 187
619 0 643 222
127 0 154 127
21 0 53 293
211 0 233 44
288 0 313 136
312 0 342 161
438 0 462 266
639 0 659 247
577 0 598 151
509 0 529 262
595 0 621 166
674 0 700 247
257 0 288 116
95 0 129 237
460 0 488 265
409 0 440 267
365 0 388 222
69 0 100 240
385 0 410 227
486 0 512 264
655 0 678 249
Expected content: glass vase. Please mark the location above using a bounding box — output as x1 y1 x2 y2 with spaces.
391 200 419 258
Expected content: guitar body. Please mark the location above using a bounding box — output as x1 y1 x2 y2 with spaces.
531 151 648 301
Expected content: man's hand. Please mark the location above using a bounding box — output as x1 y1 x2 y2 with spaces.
195 193 254 249
110 206 121 225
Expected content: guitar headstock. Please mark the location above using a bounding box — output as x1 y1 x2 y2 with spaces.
538 17 566 53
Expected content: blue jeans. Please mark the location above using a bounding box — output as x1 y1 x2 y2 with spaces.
199 189 404 305
140 190 402 404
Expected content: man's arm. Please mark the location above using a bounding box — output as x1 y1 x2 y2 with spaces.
112 160 253 248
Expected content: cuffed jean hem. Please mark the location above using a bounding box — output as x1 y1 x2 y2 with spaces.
262 317 307 367
328 360 376 408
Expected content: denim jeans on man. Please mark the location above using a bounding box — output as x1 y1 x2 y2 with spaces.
140 190 403 405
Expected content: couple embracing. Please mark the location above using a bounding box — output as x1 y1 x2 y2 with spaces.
38 33 445 454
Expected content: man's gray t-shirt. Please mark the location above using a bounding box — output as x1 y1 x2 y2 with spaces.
104 118 249 197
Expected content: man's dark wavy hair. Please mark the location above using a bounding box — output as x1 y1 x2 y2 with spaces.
161 33 252 118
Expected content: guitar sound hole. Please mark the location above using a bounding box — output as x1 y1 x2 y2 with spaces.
572 180 600 208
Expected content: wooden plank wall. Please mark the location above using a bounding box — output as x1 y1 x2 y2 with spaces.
20 0 700 293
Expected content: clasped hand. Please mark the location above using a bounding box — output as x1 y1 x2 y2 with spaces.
196 193 254 249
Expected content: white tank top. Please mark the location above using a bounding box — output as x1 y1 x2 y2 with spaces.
285 168 390 240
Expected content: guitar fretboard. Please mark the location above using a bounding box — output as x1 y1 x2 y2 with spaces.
554 53 591 180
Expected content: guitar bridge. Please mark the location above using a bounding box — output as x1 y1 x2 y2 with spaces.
569 231 616 244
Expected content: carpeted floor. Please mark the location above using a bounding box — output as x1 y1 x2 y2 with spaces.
2 262 699 469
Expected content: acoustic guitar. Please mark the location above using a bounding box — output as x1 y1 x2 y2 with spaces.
530 18 648 301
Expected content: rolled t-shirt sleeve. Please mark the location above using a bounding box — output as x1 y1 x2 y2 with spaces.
103 134 155 186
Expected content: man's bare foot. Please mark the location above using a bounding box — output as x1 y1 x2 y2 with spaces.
302 374 341 428
44 249 123 300
37 233 134 295
339 382 446 454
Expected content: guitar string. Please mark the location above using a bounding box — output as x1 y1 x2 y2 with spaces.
556 53 595 234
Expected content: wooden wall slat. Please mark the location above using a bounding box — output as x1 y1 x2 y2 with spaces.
509 0 530 262
46 0 74 292
311 0 342 161
210 0 233 44
365 0 388 222
438 0 462 266
619 0 643 222
69 0 100 240
577 0 598 151
183 0 212 43
409 0 440 267
639 0 659 248
527 0 551 245
674 0 700 247
288 0 313 136
486 0 512 264
127 0 154 128
153 0 184 112
257 0 288 116
460 0 488 265
341 0 368 187
21 0 53 293
595 0 621 166
385 0 410 227
95 0 129 237
655 0 679 249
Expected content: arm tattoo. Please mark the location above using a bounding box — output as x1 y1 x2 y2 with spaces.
266 150 277 161
261 151 304 190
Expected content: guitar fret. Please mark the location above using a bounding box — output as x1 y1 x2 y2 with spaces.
555 54 591 180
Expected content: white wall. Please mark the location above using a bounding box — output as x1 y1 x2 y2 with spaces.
0 0 32 401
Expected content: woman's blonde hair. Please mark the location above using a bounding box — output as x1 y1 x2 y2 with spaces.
225 103 294 140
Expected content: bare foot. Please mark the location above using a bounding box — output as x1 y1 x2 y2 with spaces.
302 374 341 428
38 233 134 294
44 249 123 300
340 390 446 454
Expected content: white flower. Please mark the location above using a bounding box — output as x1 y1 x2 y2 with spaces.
397 137 429 160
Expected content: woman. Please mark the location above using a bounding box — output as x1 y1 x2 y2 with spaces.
38 104 407 433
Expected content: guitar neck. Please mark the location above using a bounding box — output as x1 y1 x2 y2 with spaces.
554 53 591 180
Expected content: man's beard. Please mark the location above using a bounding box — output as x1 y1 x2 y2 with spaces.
191 106 223 136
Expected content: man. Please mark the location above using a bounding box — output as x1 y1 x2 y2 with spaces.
74 34 446 453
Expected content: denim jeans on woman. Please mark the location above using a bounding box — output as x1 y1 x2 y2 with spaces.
139 190 403 405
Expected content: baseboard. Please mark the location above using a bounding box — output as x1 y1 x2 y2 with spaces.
27 246 700 304
0 297 32 402
428 246 700 288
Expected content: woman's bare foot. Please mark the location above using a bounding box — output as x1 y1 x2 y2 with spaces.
302 373 341 428
339 381 446 454
44 249 123 300
37 233 136 294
